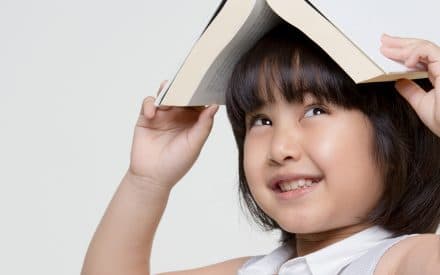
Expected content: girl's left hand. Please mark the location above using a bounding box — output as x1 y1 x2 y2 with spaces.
380 34 440 138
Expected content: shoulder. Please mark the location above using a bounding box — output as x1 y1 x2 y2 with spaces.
375 233 440 275
157 256 253 275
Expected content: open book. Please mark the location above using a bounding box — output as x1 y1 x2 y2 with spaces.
155 0 439 106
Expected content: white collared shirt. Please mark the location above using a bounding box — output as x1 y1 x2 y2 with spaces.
238 226 415 275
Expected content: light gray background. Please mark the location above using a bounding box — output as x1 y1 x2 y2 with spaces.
0 0 278 274
2 1 438 274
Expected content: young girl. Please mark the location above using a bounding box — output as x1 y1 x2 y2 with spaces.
81 24 440 274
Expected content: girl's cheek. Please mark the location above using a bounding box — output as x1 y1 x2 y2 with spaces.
302 120 352 171
308 130 341 163
244 135 264 159
244 132 270 174
303 123 336 157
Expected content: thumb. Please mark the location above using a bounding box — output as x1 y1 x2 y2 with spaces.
395 79 425 111
188 105 219 148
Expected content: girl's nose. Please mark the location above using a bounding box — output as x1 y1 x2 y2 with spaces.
267 128 302 165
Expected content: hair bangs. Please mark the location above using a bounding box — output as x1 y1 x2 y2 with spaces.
226 24 360 136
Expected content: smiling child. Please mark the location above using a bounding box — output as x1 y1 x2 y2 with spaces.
82 23 440 274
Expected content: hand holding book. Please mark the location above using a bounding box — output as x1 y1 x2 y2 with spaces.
381 34 440 137
128 82 219 190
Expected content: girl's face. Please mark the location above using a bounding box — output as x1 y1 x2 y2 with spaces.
243 92 384 234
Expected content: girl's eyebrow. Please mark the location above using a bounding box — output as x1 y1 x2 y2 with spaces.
245 109 263 120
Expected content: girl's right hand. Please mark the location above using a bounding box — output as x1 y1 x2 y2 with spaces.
127 82 219 191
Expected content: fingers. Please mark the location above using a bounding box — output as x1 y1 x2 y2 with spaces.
201 104 219 120
380 46 410 65
395 79 425 110
380 35 440 92
382 35 440 137
140 96 156 119
187 104 219 148
192 105 219 127
405 42 439 68
380 36 418 67
380 34 417 48
135 81 220 157
139 81 172 117
394 78 440 137
381 35 440 68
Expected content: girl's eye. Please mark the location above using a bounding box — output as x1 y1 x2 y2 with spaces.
304 106 327 118
248 115 271 128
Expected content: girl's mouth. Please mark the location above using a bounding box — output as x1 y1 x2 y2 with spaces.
274 179 321 200
277 178 320 192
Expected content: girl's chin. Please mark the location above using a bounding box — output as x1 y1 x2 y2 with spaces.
279 224 322 234
280 222 373 236
277 220 335 235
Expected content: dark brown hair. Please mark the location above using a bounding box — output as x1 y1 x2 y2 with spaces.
225 23 440 245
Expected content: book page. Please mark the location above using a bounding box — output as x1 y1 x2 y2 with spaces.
155 0 226 105
190 0 280 105
309 0 440 73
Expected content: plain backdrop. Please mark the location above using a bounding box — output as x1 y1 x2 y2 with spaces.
2 1 439 275
0 0 279 274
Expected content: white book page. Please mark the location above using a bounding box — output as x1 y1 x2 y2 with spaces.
309 0 440 73
155 0 225 105
166 0 225 79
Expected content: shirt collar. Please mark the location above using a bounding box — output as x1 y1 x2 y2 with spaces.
238 225 393 275
285 225 394 275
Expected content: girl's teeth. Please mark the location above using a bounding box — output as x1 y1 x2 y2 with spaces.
288 182 297 189
279 179 316 192
280 185 287 192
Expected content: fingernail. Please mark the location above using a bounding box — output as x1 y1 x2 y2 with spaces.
209 104 219 118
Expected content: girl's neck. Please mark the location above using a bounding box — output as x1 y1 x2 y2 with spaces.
294 223 373 256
